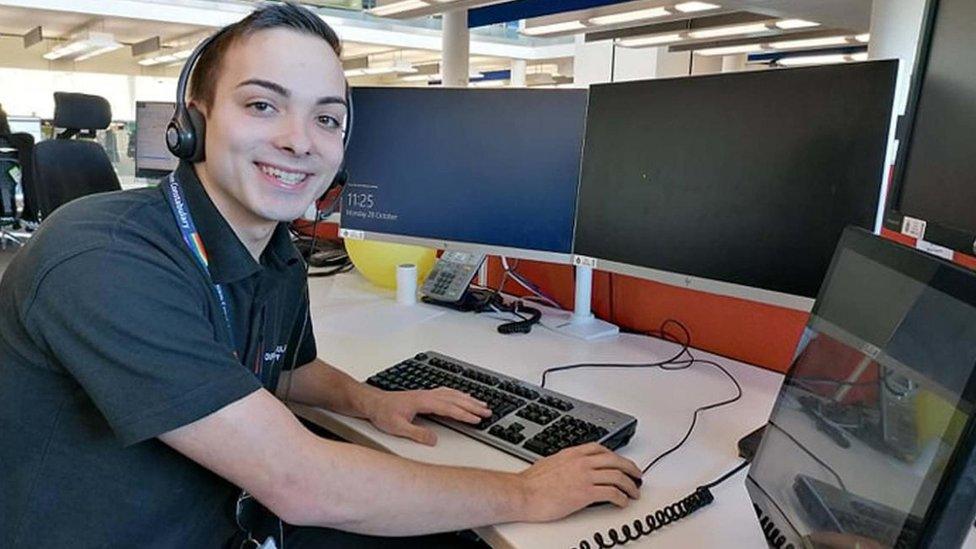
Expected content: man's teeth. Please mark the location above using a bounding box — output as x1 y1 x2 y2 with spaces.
259 164 308 185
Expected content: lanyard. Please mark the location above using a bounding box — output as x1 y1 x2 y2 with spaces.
164 172 238 357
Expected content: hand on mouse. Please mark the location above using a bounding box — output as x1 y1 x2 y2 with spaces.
517 442 643 522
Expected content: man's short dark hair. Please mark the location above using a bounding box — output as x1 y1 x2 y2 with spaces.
189 2 343 109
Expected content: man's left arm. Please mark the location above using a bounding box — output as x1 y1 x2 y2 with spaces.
277 359 491 445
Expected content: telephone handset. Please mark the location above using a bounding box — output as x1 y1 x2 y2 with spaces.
420 250 488 309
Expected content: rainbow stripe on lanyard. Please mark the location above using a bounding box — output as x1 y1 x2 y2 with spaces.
164 173 238 360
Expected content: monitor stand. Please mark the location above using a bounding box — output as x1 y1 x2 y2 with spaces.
547 264 619 340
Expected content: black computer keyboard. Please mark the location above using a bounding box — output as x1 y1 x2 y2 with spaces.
366 351 638 462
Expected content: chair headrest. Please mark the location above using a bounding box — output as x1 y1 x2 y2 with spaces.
53 92 112 130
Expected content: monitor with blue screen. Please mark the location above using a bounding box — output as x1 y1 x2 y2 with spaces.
338 87 587 264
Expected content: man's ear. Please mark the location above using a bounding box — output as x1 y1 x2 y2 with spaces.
188 100 208 119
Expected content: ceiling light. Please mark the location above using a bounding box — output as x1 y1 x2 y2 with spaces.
589 7 670 26
696 43 762 55
688 22 770 39
855 33 870 43
617 33 684 47
43 41 88 60
137 48 193 66
363 67 397 75
75 44 123 61
774 19 820 30
674 2 720 13
522 20 586 35
850 52 869 61
770 36 850 49
777 54 848 66
43 31 122 61
369 0 429 17
471 80 506 88
353 60 417 76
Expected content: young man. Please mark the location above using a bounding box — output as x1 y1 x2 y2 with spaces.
0 4 641 547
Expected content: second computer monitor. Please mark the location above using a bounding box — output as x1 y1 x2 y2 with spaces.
339 87 587 263
135 101 178 177
573 61 897 310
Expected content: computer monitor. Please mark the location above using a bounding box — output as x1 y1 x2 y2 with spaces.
747 226 976 548
572 61 897 311
884 0 976 256
338 87 587 264
135 101 178 177
7 117 43 143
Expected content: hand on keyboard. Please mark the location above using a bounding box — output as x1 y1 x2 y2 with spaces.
364 387 493 446
518 442 643 521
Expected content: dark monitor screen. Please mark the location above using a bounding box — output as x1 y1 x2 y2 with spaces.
747 227 976 548
573 61 897 306
885 0 976 254
135 101 177 177
339 87 587 261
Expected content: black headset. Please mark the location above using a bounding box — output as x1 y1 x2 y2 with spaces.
166 26 352 204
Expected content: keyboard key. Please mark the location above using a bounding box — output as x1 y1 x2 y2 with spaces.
497 381 539 400
539 396 574 412
524 438 554 457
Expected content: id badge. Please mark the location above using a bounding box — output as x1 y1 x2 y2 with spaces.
7 165 20 185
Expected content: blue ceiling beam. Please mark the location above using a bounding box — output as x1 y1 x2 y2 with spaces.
468 0 635 28
747 45 867 62
428 69 512 85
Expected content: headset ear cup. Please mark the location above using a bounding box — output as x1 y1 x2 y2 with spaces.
187 106 207 162
166 108 196 160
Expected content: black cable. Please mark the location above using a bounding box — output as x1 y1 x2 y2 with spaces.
575 460 749 549
790 376 877 387
703 459 749 489
281 214 321 403
539 319 743 474
539 319 694 388
640 353 742 475
307 261 353 278
496 302 541 335
765 419 847 491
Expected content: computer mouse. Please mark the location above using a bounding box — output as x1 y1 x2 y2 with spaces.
587 473 643 508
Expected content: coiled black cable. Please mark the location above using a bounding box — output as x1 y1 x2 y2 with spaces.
574 461 749 549
577 487 715 549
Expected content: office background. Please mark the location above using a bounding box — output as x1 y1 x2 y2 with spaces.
0 0 972 371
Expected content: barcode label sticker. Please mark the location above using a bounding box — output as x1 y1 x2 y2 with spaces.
916 239 954 261
573 255 598 268
901 216 926 240
339 228 365 240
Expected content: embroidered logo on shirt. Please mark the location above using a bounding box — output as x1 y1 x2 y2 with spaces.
264 344 288 364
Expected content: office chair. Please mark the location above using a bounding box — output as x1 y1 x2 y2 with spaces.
31 92 121 219
0 132 35 250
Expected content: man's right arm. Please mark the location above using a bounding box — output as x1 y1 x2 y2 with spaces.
159 389 642 536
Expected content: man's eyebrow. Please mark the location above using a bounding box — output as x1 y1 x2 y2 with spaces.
236 79 347 109
317 96 348 108
236 78 290 97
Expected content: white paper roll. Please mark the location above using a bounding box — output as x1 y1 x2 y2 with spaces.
396 263 417 305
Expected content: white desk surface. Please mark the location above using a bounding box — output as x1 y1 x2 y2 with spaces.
293 271 786 548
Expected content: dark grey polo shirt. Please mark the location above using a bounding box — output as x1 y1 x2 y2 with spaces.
0 161 316 547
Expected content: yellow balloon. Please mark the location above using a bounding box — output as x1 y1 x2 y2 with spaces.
345 239 437 289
